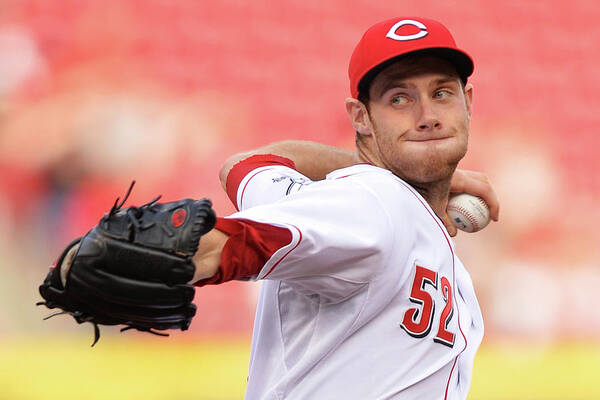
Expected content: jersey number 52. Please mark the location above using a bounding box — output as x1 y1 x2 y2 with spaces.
400 265 455 348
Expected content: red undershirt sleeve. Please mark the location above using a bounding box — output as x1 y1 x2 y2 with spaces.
193 217 293 287
195 154 296 286
225 154 297 210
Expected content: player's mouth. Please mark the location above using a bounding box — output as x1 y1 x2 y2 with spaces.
405 136 452 142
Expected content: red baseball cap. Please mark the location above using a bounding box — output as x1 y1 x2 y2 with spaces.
348 17 473 98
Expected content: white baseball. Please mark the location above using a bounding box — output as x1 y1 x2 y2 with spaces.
447 193 491 233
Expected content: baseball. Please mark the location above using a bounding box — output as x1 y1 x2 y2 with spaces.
447 193 491 233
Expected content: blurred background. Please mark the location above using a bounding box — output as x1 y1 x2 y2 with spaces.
1 0 599 399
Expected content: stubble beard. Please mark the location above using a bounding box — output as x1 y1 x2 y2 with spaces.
374 126 469 187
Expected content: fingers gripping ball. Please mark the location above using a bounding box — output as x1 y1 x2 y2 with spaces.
447 193 491 233
37 182 216 345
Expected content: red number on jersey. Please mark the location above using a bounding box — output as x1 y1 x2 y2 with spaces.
433 276 455 347
400 265 437 338
400 265 456 347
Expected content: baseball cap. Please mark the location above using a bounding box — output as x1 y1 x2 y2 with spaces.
348 17 473 98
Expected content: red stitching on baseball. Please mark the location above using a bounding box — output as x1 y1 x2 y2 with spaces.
448 204 479 231
476 197 489 210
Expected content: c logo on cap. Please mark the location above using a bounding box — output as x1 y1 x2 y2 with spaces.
386 20 428 41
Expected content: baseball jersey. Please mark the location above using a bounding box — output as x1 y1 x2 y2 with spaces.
226 157 484 400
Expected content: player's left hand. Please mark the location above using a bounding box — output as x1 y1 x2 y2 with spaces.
37 182 216 345
444 169 499 236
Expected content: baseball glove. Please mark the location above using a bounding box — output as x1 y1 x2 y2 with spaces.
37 182 216 345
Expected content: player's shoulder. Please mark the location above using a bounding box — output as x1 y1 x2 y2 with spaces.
325 163 402 186
323 164 420 207
317 164 434 230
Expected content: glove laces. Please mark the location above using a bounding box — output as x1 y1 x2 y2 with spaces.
106 180 163 238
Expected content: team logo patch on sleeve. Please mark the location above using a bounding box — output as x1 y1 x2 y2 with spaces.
271 175 311 195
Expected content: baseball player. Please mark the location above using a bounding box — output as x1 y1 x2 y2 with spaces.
39 17 498 400
190 17 494 399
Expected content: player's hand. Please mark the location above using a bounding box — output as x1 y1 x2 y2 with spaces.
37 182 216 345
444 169 499 236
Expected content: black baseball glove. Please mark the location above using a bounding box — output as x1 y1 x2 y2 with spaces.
37 182 216 345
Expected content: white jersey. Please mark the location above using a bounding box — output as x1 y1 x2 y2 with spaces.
228 162 484 400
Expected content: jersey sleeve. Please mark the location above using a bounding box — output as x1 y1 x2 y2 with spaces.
228 178 395 302
225 154 312 211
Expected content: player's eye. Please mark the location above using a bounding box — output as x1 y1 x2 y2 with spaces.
433 89 452 99
391 95 410 105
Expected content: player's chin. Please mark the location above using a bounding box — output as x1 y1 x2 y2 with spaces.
404 149 466 183
412 163 457 184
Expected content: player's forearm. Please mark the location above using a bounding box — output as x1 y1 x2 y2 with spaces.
191 228 228 283
220 140 358 189
191 218 293 285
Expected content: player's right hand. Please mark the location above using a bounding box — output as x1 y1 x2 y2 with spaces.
445 169 499 236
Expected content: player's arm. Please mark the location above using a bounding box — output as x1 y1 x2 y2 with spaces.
191 217 295 285
221 140 359 211
220 141 498 216
219 140 358 190
191 228 227 282
220 139 499 234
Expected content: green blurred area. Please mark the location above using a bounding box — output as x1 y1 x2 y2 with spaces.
1 336 599 400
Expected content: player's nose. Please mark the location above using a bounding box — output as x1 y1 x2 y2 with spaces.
415 100 442 131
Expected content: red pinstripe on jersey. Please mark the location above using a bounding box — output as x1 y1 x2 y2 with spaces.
393 179 468 400
262 224 302 278
238 168 272 211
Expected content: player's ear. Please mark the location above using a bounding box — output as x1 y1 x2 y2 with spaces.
345 98 374 137
463 83 473 120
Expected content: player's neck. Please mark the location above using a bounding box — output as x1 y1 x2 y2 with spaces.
356 148 451 218
409 179 452 219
